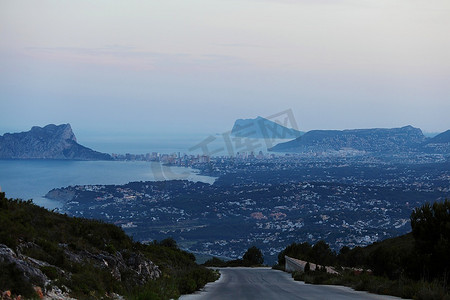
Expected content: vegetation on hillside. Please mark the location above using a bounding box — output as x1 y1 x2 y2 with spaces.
277 200 450 300
0 192 218 299
203 246 264 267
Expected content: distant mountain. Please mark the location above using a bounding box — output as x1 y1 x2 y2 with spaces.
269 125 426 153
0 124 112 160
231 116 302 139
422 129 450 153
425 130 450 144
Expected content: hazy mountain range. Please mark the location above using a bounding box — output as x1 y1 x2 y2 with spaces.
270 125 450 154
1 122 449 160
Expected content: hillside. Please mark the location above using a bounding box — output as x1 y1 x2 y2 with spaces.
426 130 450 143
0 124 111 160
0 192 217 299
231 116 302 139
270 125 426 153
277 200 450 299
422 129 450 153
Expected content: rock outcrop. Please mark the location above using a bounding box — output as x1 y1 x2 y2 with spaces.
0 124 111 160
231 116 302 139
0 243 161 299
45 189 76 203
0 244 47 287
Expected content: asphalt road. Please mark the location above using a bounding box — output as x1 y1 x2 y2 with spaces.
180 267 405 300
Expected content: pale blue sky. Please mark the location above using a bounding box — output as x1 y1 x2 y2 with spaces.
1 0 449 140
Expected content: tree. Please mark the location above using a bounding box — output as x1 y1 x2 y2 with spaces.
410 199 450 279
278 242 311 266
337 246 351 267
304 262 311 273
159 237 178 249
310 240 335 266
243 246 264 266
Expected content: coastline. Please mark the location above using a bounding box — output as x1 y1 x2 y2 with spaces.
0 159 217 210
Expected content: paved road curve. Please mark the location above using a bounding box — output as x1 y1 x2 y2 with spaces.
180 267 405 300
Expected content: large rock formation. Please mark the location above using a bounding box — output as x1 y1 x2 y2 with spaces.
0 124 111 160
231 116 302 139
270 125 427 153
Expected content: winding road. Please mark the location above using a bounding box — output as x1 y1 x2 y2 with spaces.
180 267 405 300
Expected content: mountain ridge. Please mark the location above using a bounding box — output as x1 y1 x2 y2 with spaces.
425 129 450 144
269 125 430 153
422 129 450 153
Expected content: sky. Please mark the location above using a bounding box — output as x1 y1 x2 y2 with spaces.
1 0 450 142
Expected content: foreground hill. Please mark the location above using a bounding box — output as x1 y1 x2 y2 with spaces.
0 124 111 160
270 125 426 153
277 200 450 299
0 192 216 299
231 116 302 139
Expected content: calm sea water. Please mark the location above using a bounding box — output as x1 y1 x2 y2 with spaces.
80 134 293 156
0 134 293 210
0 160 216 209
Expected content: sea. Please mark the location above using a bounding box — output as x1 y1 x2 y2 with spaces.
0 160 216 210
0 135 292 210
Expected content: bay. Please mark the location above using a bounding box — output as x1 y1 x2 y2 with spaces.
0 160 216 210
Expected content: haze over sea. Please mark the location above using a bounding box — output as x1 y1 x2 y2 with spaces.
0 135 218 209
0 160 215 210
0 134 290 210
79 133 212 155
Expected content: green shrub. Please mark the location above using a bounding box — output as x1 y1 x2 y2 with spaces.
203 257 227 267
414 280 450 300
0 192 218 299
106 243 117 254
271 264 285 271
0 262 35 298
40 266 59 280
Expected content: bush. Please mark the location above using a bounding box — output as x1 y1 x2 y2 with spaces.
203 257 227 267
0 193 218 299
0 262 35 298
271 264 285 271
242 246 264 266
414 280 450 300
159 238 178 249
40 266 59 280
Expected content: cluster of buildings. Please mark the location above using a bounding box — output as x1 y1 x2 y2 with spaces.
111 152 211 165
52 151 449 263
